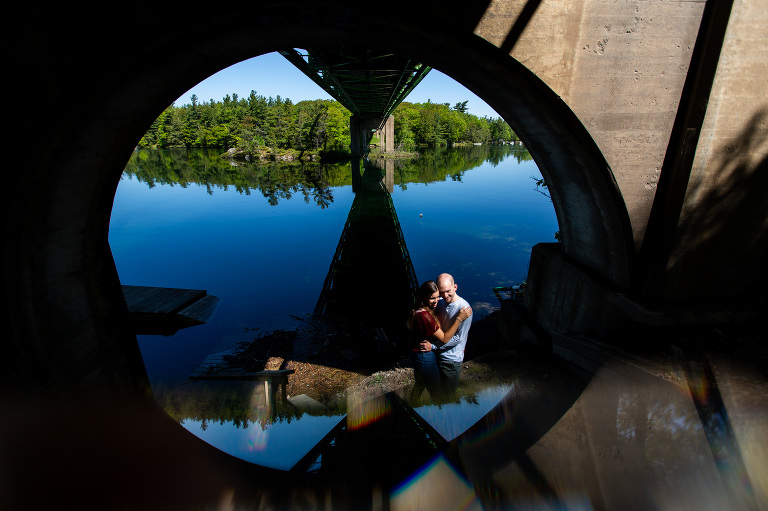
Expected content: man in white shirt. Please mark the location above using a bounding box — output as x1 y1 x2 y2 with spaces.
433 273 473 399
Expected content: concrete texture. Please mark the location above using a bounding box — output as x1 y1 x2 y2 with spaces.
456 350 768 510
3 1 767 508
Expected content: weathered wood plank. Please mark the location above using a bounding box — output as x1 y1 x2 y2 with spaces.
122 285 221 335
122 285 207 315
178 294 221 323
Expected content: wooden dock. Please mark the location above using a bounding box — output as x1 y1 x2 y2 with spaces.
188 347 295 381
190 349 296 416
122 285 220 335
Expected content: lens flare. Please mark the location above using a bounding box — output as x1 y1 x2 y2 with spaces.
391 455 481 511
347 393 392 431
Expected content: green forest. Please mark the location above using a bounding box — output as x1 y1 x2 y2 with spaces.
139 92 520 155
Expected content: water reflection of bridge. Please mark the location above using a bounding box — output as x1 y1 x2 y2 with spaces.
291 392 460 499
315 158 418 337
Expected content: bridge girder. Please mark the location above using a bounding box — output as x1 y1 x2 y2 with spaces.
279 47 431 119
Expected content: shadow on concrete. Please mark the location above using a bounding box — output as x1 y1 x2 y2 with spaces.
666 107 768 303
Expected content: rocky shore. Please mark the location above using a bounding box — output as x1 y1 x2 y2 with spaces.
220 147 319 162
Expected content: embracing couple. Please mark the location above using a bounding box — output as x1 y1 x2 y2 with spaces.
407 273 473 403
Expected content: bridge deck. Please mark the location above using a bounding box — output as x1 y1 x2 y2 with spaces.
280 48 430 119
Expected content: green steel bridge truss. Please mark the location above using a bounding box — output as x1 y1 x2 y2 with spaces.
279 48 431 119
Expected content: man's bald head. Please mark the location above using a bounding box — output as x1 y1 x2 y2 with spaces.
437 273 458 304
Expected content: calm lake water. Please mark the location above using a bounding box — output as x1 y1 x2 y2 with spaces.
109 145 558 470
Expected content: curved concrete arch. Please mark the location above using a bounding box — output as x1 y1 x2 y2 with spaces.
6 4 635 391
422 41 636 287
6 3 768 509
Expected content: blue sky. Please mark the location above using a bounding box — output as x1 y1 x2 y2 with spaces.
174 52 501 119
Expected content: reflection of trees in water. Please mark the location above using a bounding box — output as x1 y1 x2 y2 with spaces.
153 379 311 431
123 148 350 208
388 145 488 185
124 145 533 202
382 144 532 188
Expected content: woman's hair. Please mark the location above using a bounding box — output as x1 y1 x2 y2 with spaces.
407 280 440 330
414 280 438 310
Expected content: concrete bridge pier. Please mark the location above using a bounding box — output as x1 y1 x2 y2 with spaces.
379 115 395 153
351 156 394 193
349 115 394 156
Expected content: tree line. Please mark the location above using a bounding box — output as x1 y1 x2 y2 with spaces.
392 100 518 151
124 143 532 208
139 92 520 154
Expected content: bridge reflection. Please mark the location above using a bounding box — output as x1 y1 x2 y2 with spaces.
184 156 461 491
315 158 417 340
290 392 452 495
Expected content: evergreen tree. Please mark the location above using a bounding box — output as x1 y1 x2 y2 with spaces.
139 93 517 152
452 100 469 113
